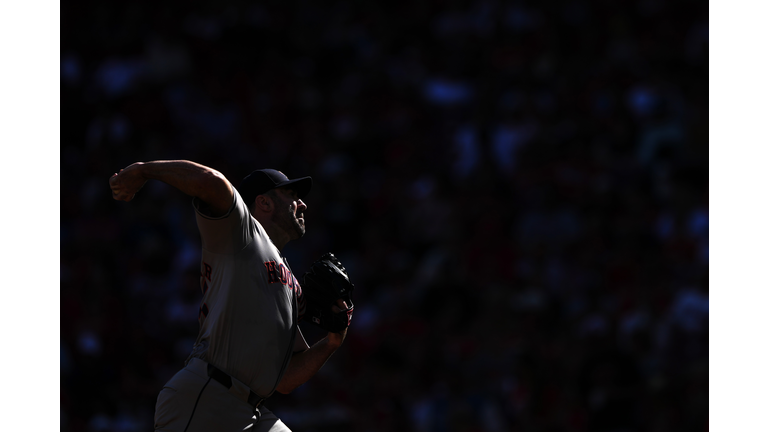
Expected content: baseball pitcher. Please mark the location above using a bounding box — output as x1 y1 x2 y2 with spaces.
109 160 354 432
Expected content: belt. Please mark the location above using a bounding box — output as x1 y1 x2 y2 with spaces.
206 363 266 409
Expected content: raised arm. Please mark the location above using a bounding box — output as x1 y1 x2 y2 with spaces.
109 160 234 216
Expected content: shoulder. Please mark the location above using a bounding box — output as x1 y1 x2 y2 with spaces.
194 189 246 221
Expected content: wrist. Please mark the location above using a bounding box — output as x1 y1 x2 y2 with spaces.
126 161 148 179
326 330 346 348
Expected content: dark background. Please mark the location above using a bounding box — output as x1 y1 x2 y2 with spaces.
60 1 708 431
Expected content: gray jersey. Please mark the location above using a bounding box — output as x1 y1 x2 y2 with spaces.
185 190 304 398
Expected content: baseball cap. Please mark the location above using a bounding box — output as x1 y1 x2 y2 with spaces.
238 169 312 205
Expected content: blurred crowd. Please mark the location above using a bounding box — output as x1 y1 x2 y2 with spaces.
60 0 708 431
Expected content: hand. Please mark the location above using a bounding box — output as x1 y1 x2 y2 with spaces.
109 163 147 201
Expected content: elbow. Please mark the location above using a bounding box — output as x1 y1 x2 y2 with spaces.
202 169 229 190
196 170 233 213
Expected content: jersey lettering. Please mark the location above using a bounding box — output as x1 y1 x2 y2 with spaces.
201 262 213 294
263 260 301 293
287 272 299 290
278 264 287 284
202 262 212 281
264 261 280 284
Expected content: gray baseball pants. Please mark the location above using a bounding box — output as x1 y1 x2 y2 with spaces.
154 358 290 432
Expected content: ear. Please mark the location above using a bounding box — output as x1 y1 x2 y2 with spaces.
253 194 274 213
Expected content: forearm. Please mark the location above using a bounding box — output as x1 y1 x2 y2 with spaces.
111 160 233 214
275 333 344 394
137 160 230 199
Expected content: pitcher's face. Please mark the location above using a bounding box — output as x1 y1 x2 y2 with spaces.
272 187 307 240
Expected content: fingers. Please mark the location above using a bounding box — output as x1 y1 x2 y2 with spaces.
109 173 121 199
109 171 135 201
110 166 148 202
114 190 136 202
110 186 133 202
330 299 349 313
110 185 123 201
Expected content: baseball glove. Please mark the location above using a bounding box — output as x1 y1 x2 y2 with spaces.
302 253 354 333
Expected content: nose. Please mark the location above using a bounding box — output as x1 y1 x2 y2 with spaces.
297 199 307 212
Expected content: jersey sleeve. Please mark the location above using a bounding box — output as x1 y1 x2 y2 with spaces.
193 190 256 254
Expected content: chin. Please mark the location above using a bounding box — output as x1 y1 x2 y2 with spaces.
292 222 306 239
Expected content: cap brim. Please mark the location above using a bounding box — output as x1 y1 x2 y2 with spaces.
276 176 312 199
